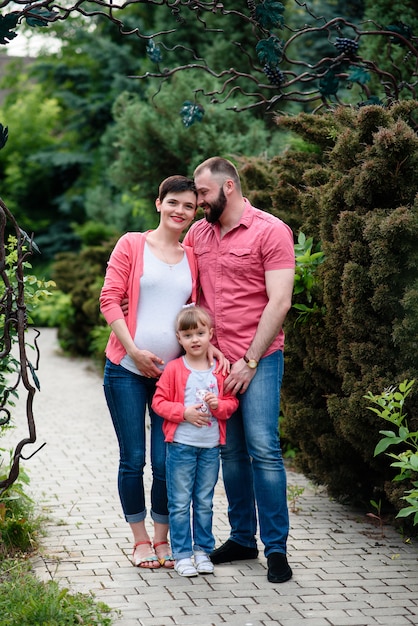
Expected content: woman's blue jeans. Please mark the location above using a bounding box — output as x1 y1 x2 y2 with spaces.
166 442 220 560
221 350 289 556
103 359 168 524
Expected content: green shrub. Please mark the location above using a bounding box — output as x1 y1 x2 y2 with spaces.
51 242 115 355
29 290 74 329
240 103 418 521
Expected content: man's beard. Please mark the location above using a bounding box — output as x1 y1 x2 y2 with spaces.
203 187 227 223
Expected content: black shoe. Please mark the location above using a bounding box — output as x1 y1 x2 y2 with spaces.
210 539 258 564
267 552 292 583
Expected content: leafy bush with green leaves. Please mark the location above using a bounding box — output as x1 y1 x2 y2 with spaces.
0 459 41 558
89 325 111 366
292 231 325 324
365 380 418 526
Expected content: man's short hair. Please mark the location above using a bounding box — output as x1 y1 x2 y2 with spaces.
194 157 241 192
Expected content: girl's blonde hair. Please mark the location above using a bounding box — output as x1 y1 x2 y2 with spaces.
175 305 212 332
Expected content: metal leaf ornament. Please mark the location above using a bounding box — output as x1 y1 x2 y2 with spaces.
346 66 370 86
180 101 204 128
319 69 339 96
28 361 41 391
255 0 285 31
0 124 8 150
19 228 41 254
25 7 58 27
0 13 19 44
386 22 413 46
147 40 162 64
256 35 284 67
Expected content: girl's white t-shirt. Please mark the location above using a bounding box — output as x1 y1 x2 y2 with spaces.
173 357 220 448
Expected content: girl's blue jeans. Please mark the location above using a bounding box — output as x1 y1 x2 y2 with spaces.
103 359 168 524
166 442 220 560
221 350 289 556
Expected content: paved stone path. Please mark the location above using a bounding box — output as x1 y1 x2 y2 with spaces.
7 328 418 625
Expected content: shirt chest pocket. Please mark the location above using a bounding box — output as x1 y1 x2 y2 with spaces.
228 247 252 276
194 246 213 276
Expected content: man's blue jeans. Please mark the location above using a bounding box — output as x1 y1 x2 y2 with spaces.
166 442 220 560
103 359 168 524
221 350 289 556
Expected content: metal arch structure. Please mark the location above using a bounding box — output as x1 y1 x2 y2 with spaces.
0 197 45 494
0 0 417 114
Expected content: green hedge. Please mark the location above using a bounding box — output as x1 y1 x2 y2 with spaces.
240 102 418 528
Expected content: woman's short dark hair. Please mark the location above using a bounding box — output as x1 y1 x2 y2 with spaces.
158 175 197 201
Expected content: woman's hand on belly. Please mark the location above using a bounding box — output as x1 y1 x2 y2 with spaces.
129 347 164 378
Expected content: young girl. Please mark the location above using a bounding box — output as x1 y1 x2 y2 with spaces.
152 305 239 577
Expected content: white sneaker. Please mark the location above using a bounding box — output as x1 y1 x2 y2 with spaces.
174 557 198 577
194 553 214 574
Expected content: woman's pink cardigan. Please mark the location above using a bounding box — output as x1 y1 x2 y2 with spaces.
99 231 198 365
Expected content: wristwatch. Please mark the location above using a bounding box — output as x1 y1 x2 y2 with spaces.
243 355 258 369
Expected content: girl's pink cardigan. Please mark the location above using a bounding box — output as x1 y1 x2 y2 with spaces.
152 357 239 444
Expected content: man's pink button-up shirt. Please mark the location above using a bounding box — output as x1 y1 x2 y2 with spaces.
184 199 295 363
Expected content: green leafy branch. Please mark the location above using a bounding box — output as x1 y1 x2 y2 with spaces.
364 380 418 526
292 232 325 324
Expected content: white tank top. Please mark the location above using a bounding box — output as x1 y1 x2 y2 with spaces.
121 242 192 375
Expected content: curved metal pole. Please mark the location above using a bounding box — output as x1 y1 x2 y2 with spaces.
0 197 44 493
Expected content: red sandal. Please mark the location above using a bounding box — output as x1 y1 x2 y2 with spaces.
153 541 175 568
132 541 161 568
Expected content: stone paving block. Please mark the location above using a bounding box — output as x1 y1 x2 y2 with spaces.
361 595 415 609
375 618 416 625
224 620 271 626
305 607 373 621
171 618 220 626
115 615 149 626
122 614 172 626
209 596 257 608
142 605 187 618
309 615 377 626
297 579 346 589
277 617 334 626
323 601 371 611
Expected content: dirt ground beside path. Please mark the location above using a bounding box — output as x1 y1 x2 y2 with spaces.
4 327 418 626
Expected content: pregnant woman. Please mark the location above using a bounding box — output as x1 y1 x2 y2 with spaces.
100 175 198 569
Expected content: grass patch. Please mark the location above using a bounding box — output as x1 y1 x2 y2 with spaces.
0 559 114 625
